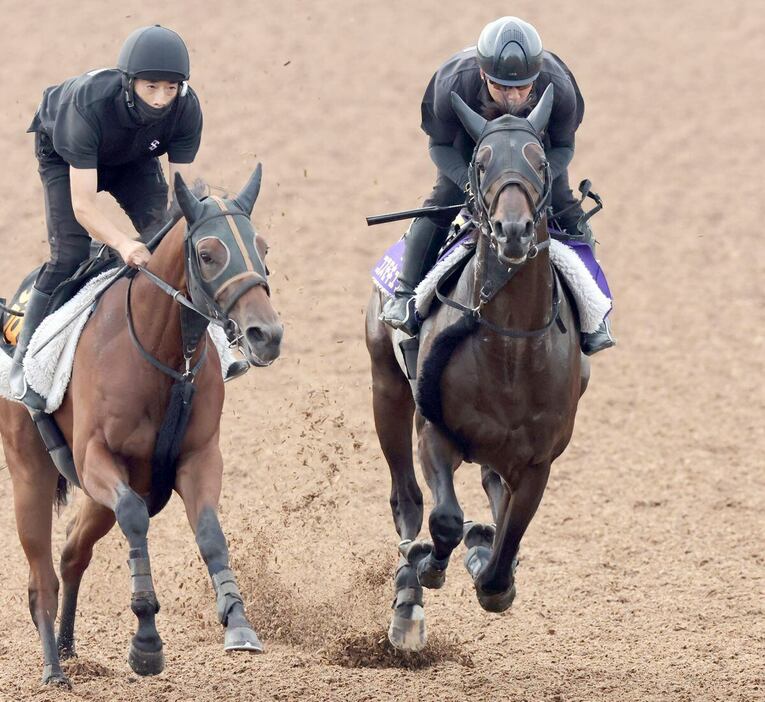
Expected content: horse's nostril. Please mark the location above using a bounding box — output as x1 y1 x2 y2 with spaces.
246 327 265 346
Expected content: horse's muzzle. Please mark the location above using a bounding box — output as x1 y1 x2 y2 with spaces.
243 322 283 366
495 219 535 266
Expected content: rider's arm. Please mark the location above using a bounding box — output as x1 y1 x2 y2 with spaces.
428 137 469 191
168 161 193 205
69 167 150 267
546 143 574 179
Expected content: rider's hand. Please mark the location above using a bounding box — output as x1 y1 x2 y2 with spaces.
119 239 151 268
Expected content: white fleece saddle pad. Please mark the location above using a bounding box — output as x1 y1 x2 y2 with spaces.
0 270 237 412
412 238 612 334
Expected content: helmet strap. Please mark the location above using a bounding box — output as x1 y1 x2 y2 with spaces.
122 74 136 108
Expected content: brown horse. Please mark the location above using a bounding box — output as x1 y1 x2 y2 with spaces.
366 86 590 651
0 166 283 686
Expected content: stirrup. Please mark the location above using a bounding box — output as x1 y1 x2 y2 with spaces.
380 292 420 336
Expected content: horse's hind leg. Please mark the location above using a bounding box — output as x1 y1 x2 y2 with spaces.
1 406 69 687
175 446 263 653
57 497 116 660
473 461 551 613
414 420 464 590
367 303 426 650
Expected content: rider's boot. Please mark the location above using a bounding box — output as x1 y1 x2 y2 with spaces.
581 316 616 355
224 360 250 382
380 217 449 336
570 219 616 355
9 287 51 410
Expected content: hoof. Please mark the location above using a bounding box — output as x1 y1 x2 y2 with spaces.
128 643 165 676
416 554 447 589
388 605 427 651
464 545 492 581
41 665 71 688
463 521 495 548
224 626 264 653
476 583 516 613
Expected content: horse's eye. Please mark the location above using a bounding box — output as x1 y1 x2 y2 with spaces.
200 252 213 264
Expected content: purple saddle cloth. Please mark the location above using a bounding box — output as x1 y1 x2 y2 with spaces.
372 227 612 301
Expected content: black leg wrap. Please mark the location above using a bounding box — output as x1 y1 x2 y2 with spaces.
212 568 244 626
128 550 157 603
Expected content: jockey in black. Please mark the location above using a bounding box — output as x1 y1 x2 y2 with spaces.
9 26 247 407
380 16 615 354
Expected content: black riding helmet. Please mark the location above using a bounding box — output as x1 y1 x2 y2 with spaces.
476 17 543 87
117 24 190 82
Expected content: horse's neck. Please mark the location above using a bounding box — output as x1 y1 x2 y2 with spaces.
473 229 554 332
129 221 188 359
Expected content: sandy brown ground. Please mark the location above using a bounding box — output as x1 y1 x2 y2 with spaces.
0 0 762 700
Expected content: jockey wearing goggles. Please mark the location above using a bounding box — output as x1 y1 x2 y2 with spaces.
381 16 614 354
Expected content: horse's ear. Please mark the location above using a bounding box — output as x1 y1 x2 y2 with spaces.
450 91 487 142
233 163 263 216
174 172 205 223
527 83 554 134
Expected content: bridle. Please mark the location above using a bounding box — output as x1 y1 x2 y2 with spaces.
435 119 561 338
126 196 270 381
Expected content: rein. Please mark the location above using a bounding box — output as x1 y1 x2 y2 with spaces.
434 244 561 339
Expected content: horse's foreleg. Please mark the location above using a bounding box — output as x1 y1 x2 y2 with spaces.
113 483 164 674
473 461 551 613
175 448 263 653
462 466 509 583
2 405 69 687
58 497 115 660
81 441 164 676
415 420 464 589
367 317 426 651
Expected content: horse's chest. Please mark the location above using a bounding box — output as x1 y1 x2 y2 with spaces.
439 338 567 461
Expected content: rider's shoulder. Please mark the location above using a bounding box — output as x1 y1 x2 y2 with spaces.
536 52 578 105
432 46 481 87
52 69 122 110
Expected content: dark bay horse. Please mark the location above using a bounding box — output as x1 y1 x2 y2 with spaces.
0 166 282 685
366 86 590 651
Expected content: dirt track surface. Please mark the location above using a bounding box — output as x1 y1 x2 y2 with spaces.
0 1 763 700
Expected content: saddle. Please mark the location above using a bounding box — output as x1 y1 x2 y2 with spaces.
1 249 119 354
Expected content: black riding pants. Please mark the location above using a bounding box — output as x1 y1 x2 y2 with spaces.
34 132 169 295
